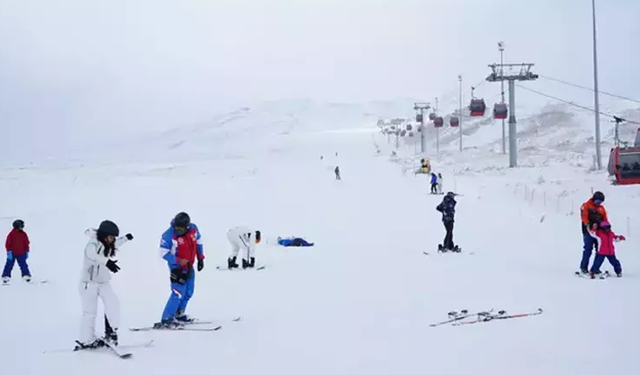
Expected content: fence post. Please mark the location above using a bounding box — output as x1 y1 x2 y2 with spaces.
543 192 546 207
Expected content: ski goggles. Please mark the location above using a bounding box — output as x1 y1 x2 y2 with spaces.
173 226 187 234
594 200 603 205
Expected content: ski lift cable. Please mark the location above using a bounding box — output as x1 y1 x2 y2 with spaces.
539 75 640 105
515 84 640 125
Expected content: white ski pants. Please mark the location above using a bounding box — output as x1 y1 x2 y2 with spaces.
227 231 254 259
78 281 120 344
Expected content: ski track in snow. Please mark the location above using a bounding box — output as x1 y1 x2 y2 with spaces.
0 115 639 375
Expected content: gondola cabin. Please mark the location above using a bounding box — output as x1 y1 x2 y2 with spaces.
434 117 444 128
469 99 486 117
450 116 460 127
494 103 508 120
406 124 413 131
608 145 640 185
429 112 437 121
416 113 424 123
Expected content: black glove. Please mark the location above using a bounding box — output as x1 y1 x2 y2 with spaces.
125 233 134 240
170 268 188 284
105 259 120 273
197 258 204 272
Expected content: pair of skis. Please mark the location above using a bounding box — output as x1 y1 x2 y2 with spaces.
575 270 610 279
46 339 154 359
129 316 241 332
430 308 543 327
216 265 266 271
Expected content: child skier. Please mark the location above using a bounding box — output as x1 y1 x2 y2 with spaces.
156 212 205 328
436 173 444 194
76 220 133 350
335 166 341 180
588 221 626 278
436 192 458 252
430 173 438 194
227 226 261 269
2 220 31 284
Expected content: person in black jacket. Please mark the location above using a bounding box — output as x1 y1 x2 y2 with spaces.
436 192 458 252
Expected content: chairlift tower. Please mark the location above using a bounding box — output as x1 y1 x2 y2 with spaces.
414 102 431 153
498 42 506 154
486 63 539 167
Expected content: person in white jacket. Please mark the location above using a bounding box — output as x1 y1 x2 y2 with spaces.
75 220 133 350
227 226 261 269
436 173 444 195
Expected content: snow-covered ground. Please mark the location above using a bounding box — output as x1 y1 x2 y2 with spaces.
1 102 639 374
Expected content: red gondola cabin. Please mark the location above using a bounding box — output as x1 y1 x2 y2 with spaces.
469 99 486 117
608 144 640 185
494 103 508 120
434 117 444 128
450 116 460 127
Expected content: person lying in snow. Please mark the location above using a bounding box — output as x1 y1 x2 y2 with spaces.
277 237 314 247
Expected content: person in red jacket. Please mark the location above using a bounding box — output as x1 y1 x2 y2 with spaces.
588 221 625 278
2 219 31 283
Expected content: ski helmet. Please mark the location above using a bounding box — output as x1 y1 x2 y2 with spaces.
599 221 611 231
98 220 120 237
12 219 24 230
592 191 605 203
255 230 261 243
173 212 191 234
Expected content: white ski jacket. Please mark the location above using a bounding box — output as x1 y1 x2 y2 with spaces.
79 229 129 284
227 226 256 253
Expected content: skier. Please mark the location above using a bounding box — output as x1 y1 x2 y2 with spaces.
277 236 314 247
76 220 133 350
430 173 438 194
156 212 205 328
579 191 608 273
227 226 261 269
335 166 341 180
587 221 625 278
436 192 458 252
436 173 444 194
2 219 31 284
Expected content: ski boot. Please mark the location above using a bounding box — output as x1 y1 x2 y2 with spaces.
228 256 239 269
437 244 445 253
580 268 589 275
242 258 249 269
616 272 622 278
451 246 461 253
175 309 195 323
74 339 105 351
104 329 118 346
153 319 181 330
23 275 31 283
248 257 255 268
1 276 9 285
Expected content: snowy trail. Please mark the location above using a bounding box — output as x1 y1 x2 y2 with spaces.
1 128 639 374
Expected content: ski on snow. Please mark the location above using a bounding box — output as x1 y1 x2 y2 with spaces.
429 309 492 327
2 279 48 286
46 339 154 358
129 316 241 332
575 270 610 279
452 308 543 326
216 266 266 271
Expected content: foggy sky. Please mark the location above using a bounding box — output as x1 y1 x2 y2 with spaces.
0 0 638 157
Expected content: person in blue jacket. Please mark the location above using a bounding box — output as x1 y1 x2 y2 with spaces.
277 237 314 247
430 173 438 194
155 212 205 328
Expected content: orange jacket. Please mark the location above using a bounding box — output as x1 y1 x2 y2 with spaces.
580 199 608 226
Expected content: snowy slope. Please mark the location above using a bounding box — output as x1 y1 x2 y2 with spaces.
1 101 640 375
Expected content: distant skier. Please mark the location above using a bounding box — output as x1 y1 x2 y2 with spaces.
335 166 341 180
76 220 133 350
436 192 458 252
579 191 608 273
430 173 438 194
436 173 443 194
227 226 261 269
2 220 31 284
587 221 625 278
277 236 314 247
156 212 205 328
